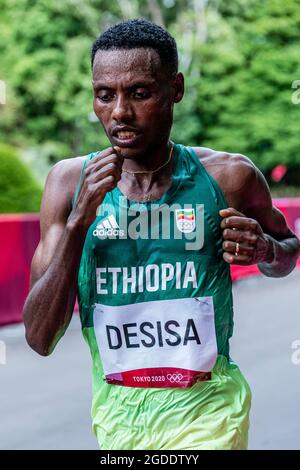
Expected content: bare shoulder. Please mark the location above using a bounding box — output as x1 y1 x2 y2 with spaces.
46 155 87 202
39 155 87 237
42 155 87 208
192 147 258 210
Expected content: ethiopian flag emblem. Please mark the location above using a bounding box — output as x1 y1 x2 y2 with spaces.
175 208 196 233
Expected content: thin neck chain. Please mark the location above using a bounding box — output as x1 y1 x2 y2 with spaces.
122 143 174 175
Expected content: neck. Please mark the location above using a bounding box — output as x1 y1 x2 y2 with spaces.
122 140 172 173
118 141 174 200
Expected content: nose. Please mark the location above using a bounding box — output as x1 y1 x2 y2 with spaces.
111 95 133 122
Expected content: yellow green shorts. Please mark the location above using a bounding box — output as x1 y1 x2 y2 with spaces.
91 355 251 450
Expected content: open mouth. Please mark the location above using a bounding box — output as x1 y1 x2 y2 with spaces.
112 129 141 147
115 131 138 140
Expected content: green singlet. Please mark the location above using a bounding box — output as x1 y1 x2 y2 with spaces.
73 143 251 450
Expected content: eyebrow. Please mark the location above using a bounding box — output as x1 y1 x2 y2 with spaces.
93 80 157 91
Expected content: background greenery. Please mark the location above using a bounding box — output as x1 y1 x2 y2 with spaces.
0 143 42 212
1 0 300 212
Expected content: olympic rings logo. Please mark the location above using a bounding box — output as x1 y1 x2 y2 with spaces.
180 221 193 228
166 373 183 383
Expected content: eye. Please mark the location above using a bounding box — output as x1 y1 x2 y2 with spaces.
133 90 150 100
97 92 114 103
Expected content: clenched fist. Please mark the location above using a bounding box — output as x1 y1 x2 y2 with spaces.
69 147 123 230
219 207 274 265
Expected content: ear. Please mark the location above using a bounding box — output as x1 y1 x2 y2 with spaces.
172 72 184 103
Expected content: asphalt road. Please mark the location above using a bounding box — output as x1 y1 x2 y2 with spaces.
0 269 299 450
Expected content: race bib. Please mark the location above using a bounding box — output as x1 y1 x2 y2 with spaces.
93 296 217 388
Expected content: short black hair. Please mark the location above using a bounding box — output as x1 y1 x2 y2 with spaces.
91 18 178 77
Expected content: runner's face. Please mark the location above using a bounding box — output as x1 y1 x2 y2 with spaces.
92 48 183 158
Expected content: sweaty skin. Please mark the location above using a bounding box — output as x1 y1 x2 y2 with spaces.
23 47 300 356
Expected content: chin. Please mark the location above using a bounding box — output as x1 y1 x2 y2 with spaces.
116 147 145 160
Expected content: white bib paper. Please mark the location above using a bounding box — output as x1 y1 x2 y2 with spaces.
93 296 217 388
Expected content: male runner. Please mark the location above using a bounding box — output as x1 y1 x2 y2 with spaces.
23 19 300 450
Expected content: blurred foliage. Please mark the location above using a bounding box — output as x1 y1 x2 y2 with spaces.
196 0 300 171
0 143 42 212
0 0 300 190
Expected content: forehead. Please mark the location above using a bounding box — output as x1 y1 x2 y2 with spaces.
92 48 164 82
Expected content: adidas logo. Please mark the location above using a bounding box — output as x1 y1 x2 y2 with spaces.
93 215 125 238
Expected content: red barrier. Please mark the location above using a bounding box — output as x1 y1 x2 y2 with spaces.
0 214 40 325
230 198 300 282
1 199 300 326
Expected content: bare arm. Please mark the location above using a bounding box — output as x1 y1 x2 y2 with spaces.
23 148 123 355
219 156 300 277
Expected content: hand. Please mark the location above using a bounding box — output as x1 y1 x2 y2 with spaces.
219 207 274 265
70 146 123 229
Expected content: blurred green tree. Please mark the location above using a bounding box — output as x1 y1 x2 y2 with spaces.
196 0 300 173
0 143 42 212
0 0 299 183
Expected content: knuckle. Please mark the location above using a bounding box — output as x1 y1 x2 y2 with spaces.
86 186 95 199
84 165 92 177
99 149 113 159
108 162 116 171
111 154 119 162
249 219 257 229
103 162 114 172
